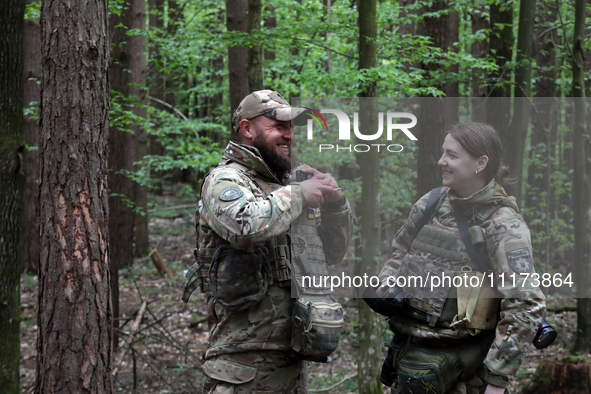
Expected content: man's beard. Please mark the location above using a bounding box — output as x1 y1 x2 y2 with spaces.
252 132 292 179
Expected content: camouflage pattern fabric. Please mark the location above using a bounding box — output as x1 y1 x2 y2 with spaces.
201 351 307 393
194 142 353 389
231 90 307 131
379 178 546 389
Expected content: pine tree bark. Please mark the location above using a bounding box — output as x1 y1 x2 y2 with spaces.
36 0 112 391
0 0 25 391
356 2 382 394
21 0 42 274
572 0 591 353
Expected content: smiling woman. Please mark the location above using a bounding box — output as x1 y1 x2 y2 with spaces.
373 122 546 394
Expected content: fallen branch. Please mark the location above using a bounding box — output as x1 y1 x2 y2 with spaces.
112 301 148 377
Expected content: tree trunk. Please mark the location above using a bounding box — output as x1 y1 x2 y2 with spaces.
247 0 263 91
572 0 590 353
486 0 513 133
148 0 165 195
36 0 112 391
356 2 382 394
444 7 459 129
471 2 488 121
525 2 558 270
21 0 42 274
129 0 149 258
0 0 25 391
416 1 452 199
108 0 138 348
504 0 535 203
227 0 249 139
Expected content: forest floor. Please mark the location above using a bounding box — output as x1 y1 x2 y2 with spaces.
19 184 582 394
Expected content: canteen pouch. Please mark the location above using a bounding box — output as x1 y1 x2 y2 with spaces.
391 330 493 393
209 244 272 311
291 295 344 361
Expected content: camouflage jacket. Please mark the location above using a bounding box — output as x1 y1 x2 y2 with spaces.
199 142 353 358
378 179 546 388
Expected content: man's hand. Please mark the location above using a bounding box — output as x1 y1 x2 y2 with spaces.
300 168 343 204
300 175 333 208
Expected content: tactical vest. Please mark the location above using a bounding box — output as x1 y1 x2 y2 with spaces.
390 195 502 339
180 161 343 360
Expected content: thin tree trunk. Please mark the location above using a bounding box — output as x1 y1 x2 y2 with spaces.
357 2 382 394
227 0 249 136
416 1 451 198
470 2 488 121
0 0 25 391
21 0 42 274
572 0 591 353
247 0 263 91
130 0 149 257
486 0 514 133
36 0 112 391
108 0 138 349
148 0 165 195
525 2 558 270
504 0 535 203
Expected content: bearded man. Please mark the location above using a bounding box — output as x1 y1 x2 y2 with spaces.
181 90 354 393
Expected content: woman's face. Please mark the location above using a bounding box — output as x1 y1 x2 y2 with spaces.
437 134 487 198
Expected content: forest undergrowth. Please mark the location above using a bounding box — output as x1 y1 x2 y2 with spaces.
19 185 579 394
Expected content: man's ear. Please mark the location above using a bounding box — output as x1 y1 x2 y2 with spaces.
239 119 254 142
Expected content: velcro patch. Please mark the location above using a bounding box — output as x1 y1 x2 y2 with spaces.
219 187 243 202
507 247 533 273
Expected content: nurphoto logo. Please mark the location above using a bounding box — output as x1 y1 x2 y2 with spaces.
305 109 418 153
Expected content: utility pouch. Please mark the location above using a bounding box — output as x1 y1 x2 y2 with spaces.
209 244 272 310
291 295 344 362
391 331 493 394
397 254 452 326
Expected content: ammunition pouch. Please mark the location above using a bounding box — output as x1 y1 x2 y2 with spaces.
209 244 272 311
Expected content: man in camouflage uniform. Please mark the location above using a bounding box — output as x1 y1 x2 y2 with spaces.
182 90 353 393
377 179 546 394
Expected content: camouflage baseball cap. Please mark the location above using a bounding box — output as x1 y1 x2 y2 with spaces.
232 90 308 131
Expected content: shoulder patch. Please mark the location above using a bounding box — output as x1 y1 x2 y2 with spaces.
507 247 533 273
219 187 243 202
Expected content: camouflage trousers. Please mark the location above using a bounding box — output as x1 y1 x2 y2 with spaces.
391 375 508 394
201 351 308 393
448 376 510 394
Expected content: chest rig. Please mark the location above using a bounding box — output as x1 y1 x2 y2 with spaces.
181 162 333 300
391 188 503 337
